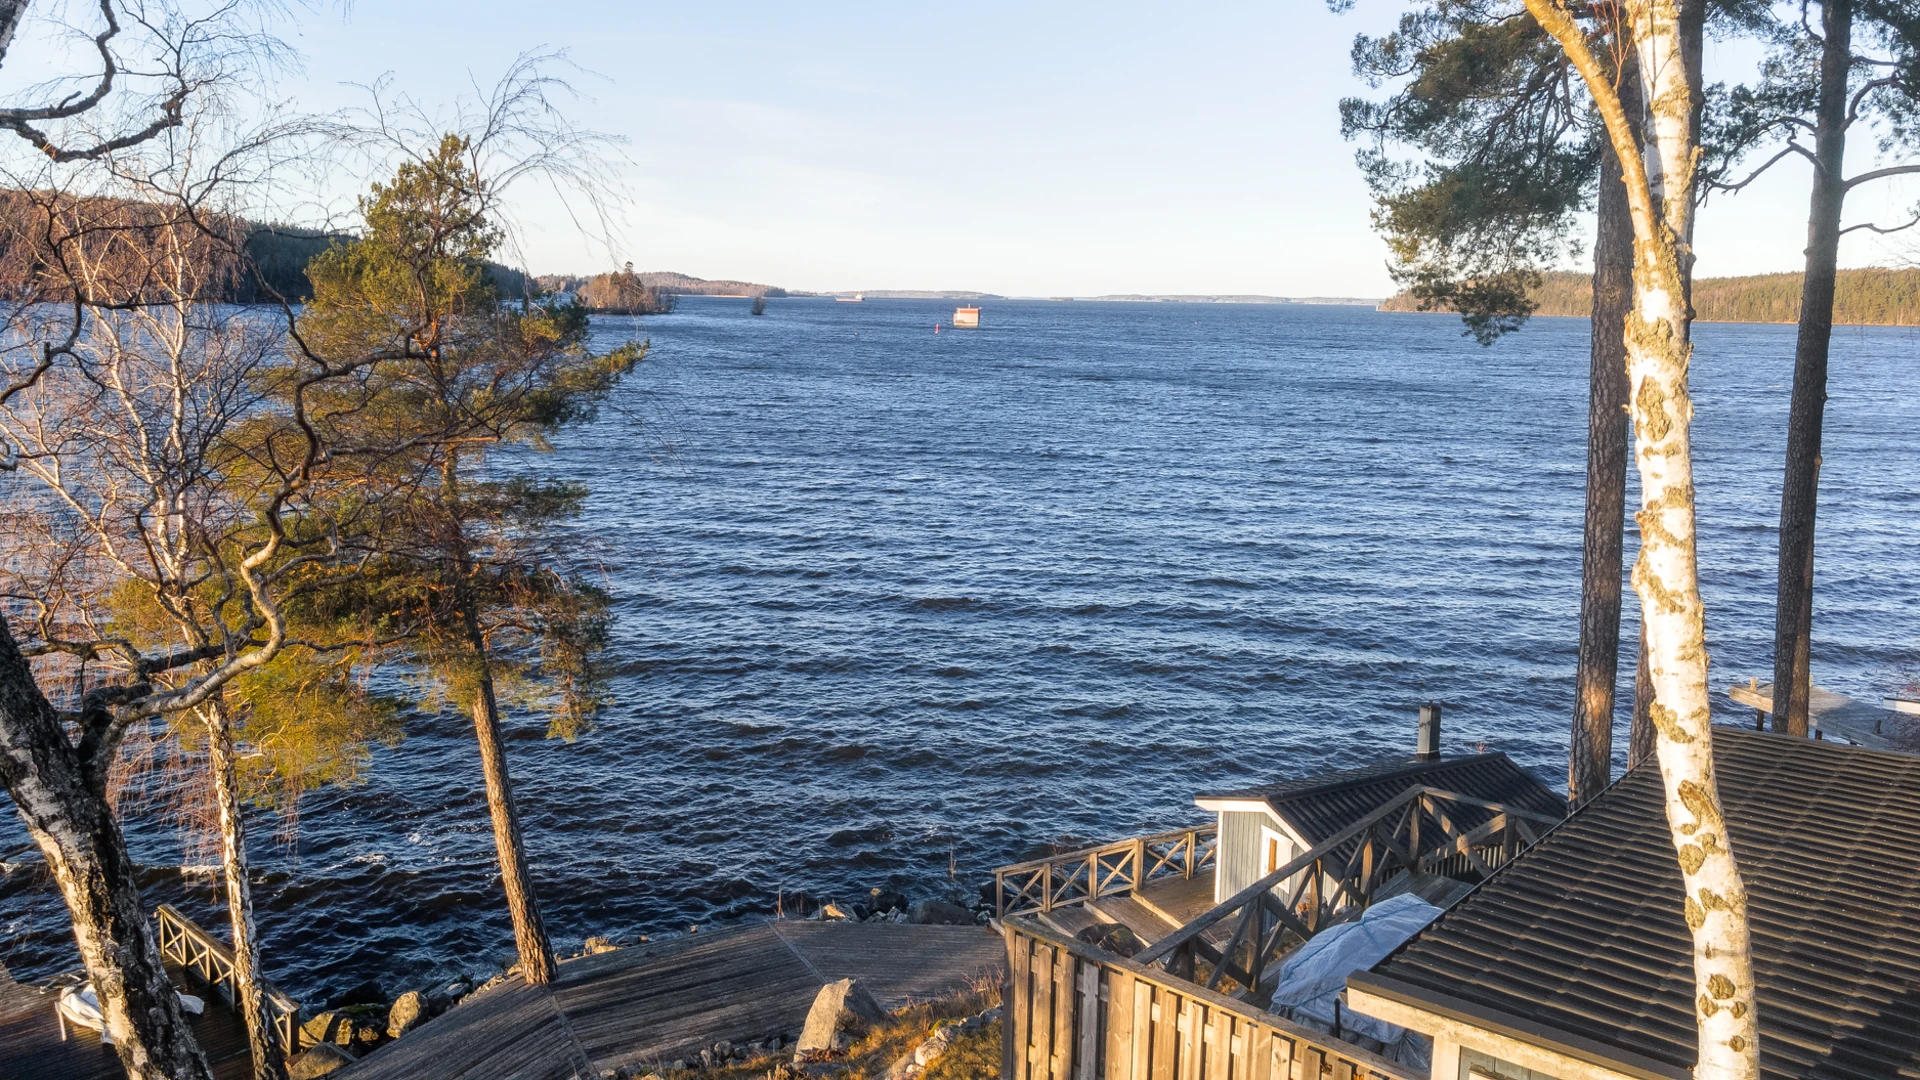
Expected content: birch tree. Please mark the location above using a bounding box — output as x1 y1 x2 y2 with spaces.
0 4 310 1077
1517 1 1759 1075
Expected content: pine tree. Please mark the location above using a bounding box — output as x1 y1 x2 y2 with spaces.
296 134 643 984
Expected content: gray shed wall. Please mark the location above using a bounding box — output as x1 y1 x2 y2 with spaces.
1216 810 1271 901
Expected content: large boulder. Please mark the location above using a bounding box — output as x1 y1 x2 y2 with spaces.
387 990 428 1039
794 978 888 1058
907 899 971 926
1076 923 1143 958
288 1042 356 1078
300 1011 351 1047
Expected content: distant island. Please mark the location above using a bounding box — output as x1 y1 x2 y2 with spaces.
817 290 1381 304
1379 267 1920 326
528 273 1388 308
826 289 1005 300
1077 293 1379 305
536 268 792 306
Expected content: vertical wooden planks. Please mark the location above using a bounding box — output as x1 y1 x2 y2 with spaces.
1297 1043 1326 1080
1177 997 1202 1080
1054 949 1077 1080
1150 987 1177 1080
1076 956 1101 1080
1247 1024 1274 1080
1131 973 1156 1080
1033 942 1057 1080
1011 932 1033 1080
1271 1030 1296 1080
1207 1009 1234 1080
1106 969 1135 1080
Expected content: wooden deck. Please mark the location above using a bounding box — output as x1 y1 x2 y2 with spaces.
0 963 258 1080
1728 679 1901 748
336 920 1006 1080
1032 869 1219 947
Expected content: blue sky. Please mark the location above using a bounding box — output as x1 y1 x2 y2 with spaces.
20 2 1920 295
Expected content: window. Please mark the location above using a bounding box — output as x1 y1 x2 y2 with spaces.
1260 825 1291 874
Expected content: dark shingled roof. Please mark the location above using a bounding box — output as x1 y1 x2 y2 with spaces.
1200 753 1565 846
1353 728 1920 1080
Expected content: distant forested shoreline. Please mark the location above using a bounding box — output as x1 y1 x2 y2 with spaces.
1379 267 1920 326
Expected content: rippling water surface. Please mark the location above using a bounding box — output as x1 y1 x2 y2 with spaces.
4 298 1918 1002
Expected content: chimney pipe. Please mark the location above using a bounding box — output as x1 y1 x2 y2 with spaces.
1416 702 1442 761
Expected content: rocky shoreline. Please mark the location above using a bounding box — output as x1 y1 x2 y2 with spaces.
286 885 999 1078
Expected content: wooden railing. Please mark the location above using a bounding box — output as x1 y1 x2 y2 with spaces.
1131 787 1561 998
156 904 302 1054
996 825 1217 918
1002 918 1418 1080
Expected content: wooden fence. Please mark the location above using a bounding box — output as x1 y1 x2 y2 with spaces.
1132 786 1560 996
156 903 302 1054
1002 919 1418 1080
996 826 1218 918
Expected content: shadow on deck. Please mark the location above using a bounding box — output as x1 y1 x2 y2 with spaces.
0 963 257 1080
336 919 1007 1080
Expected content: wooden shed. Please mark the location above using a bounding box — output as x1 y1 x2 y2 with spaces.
1195 753 1563 905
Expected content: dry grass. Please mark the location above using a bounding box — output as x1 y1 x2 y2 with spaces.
656 977 1001 1080
917 1019 1001 1080
832 979 999 1080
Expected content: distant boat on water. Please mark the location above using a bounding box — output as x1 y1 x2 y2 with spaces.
952 306 980 328
837 293 865 303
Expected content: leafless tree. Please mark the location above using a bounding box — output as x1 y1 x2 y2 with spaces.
0 5 337 1079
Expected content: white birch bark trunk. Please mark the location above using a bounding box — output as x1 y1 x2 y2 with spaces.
202 701 287 1080
1520 3 1760 1077
0 622 213 1080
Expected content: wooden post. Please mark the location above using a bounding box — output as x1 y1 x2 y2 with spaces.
1011 933 1032 1080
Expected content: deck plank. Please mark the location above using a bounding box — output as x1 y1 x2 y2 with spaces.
336 920 1008 1080
1133 873 1218 927
0 964 258 1080
1086 896 1179 946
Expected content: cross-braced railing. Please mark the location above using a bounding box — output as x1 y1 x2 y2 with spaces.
1131 787 1561 999
156 904 303 1054
995 825 1218 918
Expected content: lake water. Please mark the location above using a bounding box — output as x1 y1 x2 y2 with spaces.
3 297 1917 1004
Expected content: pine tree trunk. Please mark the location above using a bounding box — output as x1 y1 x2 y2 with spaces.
1630 621 1657 769
203 702 286 1080
0 620 213 1080
1569 56 1641 806
464 619 557 985
1772 0 1851 738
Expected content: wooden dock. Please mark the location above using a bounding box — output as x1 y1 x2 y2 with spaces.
1727 679 1900 749
336 920 1006 1080
0 963 258 1080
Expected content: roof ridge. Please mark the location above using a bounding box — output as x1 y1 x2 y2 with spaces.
1263 752 1509 805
